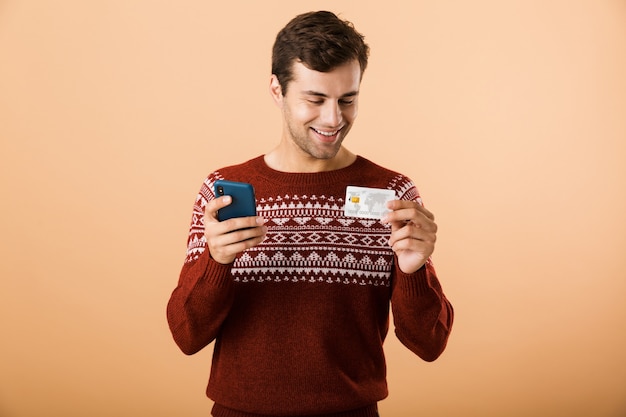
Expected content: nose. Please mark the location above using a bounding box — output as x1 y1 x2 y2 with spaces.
320 101 342 127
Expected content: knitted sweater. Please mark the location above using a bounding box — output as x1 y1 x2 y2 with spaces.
167 155 454 417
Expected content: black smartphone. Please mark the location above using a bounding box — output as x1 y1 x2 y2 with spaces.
214 180 257 221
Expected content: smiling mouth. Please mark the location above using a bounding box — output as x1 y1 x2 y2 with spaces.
311 127 342 137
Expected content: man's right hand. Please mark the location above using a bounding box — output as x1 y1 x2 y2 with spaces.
204 195 267 264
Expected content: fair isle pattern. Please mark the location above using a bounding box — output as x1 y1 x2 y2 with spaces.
233 193 394 286
185 170 422 287
391 174 423 206
185 172 224 264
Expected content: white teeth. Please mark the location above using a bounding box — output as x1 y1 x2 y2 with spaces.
313 128 339 137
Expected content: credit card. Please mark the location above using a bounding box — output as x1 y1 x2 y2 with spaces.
344 186 396 219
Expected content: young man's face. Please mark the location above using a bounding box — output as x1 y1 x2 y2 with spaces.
275 60 361 164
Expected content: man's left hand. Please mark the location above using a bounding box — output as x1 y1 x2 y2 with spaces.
382 200 437 274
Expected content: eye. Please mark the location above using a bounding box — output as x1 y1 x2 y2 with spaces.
339 99 354 106
307 100 324 105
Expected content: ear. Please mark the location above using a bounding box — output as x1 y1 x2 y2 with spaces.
269 74 283 107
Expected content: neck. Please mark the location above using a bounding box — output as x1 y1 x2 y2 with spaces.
264 146 356 173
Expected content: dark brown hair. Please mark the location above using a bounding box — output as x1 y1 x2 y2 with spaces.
271 11 370 95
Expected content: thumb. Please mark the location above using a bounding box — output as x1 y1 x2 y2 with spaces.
205 195 232 222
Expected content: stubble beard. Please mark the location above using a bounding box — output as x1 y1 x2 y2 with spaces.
286 121 349 161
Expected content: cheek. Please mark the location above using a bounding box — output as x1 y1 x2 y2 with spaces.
344 106 358 122
291 105 318 124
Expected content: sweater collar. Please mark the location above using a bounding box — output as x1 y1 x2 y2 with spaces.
248 154 369 186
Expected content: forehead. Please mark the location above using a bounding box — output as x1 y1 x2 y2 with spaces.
290 60 361 96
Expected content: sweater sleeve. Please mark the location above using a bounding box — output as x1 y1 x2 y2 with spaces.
166 176 235 355
167 250 235 355
390 260 454 362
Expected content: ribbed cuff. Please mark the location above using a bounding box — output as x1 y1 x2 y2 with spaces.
394 262 434 297
186 249 234 290
211 403 379 417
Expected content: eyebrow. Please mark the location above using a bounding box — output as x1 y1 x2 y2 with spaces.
302 90 359 98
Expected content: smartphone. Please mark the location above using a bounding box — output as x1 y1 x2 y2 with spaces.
214 180 257 221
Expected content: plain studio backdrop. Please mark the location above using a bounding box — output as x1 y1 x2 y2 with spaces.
1 1 625 416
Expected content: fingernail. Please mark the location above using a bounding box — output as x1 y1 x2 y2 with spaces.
256 216 265 225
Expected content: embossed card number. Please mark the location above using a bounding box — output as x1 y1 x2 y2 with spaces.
344 186 396 219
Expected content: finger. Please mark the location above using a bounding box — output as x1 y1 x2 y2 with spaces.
387 224 412 246
383 209 437 235
388 228 436 257
222 223 267 244
389 236 432 253
416 204 435 221
390 238 435 268
388 223 436 246
220 216 266 234
205 195 233 222
207 222 267 264
387 200 435 221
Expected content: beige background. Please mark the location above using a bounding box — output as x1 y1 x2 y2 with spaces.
1 1 625 416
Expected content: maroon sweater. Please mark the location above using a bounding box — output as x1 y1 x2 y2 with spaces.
167 156 453 417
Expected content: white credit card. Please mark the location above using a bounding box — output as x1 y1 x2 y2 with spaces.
344 186 396 219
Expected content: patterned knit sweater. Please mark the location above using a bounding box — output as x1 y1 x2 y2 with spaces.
167 155 454 417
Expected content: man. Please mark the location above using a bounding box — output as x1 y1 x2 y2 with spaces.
167 11 453 417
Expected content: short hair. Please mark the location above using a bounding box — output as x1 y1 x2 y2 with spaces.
271 11 370 95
